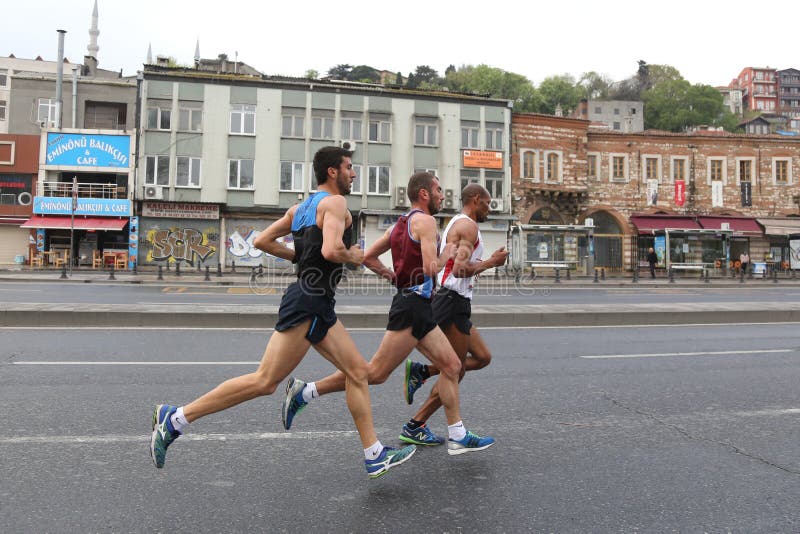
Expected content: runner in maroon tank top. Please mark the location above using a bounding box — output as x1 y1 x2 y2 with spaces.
282 172 496 455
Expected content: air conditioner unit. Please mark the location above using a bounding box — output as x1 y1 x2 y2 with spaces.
341 139 357 152
720 222 730 231
395 186 408 208
489 198 504 212
444 188 455 209
144 185 164 200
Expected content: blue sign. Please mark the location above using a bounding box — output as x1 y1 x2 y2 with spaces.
45 133 130 168
33 196 132 216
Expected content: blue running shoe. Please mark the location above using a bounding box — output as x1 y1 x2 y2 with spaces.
404 360 427 405
364 445 417 479
447 431 495 456
399 423 444 446
150 404 181 468
281 377 308 431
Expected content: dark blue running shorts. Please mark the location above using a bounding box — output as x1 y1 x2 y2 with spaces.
275 282 338 344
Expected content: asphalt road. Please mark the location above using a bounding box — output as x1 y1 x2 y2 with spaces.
2 324 800 532
2 280 800 307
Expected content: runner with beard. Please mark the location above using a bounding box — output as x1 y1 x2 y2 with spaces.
281 172 495 455
149 146 416 479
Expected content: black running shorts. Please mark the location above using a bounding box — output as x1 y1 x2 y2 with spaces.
275 282 337 344
387 291 437 340
432 287 473 335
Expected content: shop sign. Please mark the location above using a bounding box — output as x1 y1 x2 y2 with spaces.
142 202 219 220
674 180 686 206
462 150 503 169
45 133 130 168
33 196 131 216
0 174 33 206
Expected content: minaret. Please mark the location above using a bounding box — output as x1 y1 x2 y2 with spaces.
146 43 152 65
87 0 99 59
194 39 200 67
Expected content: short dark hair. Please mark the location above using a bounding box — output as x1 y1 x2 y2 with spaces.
461 183 490 206
313 146 353 185
407 172 437 202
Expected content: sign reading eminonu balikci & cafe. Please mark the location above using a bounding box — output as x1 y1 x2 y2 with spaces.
45 133 130 168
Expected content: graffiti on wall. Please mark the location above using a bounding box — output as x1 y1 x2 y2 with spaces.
225 221 291 267
145 226 218 265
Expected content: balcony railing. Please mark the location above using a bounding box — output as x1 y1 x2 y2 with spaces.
39 181 126 199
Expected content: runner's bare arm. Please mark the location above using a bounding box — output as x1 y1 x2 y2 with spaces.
319 195 364 265
253 205 297 261
415 215 455 278
450 219 508 277
363 227 395 281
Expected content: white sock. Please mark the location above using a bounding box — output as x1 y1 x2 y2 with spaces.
301 382 318 403
364 440 384 461
170 406 189 433
448 420 466 441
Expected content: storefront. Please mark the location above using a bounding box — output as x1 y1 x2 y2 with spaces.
0 134 39 265
139 202 220 267
756 218 800 272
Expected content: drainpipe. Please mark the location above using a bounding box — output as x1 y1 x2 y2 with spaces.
71 66 78 128
55 30 66 129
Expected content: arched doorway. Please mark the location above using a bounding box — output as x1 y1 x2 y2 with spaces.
590 211 623 270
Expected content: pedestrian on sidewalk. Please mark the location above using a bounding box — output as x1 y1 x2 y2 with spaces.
647 247 658 279
740 251 750 275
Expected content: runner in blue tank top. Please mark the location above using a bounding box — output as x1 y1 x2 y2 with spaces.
283 172 496 455
149 146 416 479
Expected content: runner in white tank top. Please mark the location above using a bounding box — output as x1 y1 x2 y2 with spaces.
437 213 484 300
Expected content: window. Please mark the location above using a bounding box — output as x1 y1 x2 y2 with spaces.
175 157 201 187
145 155 170 186
611 155 627 181
614 108 620 115
280 161 305 191
773 158 791 184
460 171 479 192
644 156 660 182
461 121 479 148
311 113 334 140
369 116 391 143
0 69 7 86
737 159 753 184
485 172 503 198
178 107 202 131
671 157 687 182
594 106 601 114
709 159 724 184
147 104 171 130
351 165 362 194
85 101 126 129
228 159 254 189
367 165 390 194
587 153 599 180
38 98 57 127
613 121 621 130
340 115 363 141
230 104 255 135
545 152 561 182
415 118 438 146
0 100 5 121
485 123 503 150
521 150 537 179
281 108 304 138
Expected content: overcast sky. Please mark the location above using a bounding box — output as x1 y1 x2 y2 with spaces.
4 0 797 88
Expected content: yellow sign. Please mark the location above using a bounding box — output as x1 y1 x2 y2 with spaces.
462 150 503 169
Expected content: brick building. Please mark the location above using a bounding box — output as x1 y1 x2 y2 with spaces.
512 113 800 273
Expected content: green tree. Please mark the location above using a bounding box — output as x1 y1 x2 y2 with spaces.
326 64 352 80
304 69 319 80
642 78 732 132
578 71 612 100
348 65 381 83
536 74 584 115
444 64 540 111
395 71 403 85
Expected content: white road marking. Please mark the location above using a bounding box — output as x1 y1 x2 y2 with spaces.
580 349 795 359
734 408 800 417
0 430 356 445
14 361 259 365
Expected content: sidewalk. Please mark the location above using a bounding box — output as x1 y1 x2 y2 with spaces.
2 266 800 328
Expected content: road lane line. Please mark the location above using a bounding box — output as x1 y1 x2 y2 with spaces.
580 348 795 359
14 361 260 365
0 430 357 445
734 408 800 416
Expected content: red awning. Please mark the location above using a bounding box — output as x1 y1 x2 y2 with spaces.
20 215 128 231
630 216 701 234
697 216 761 234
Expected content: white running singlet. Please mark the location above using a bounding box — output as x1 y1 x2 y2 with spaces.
436 213 483 300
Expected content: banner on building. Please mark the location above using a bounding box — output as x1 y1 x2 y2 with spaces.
45 133 130 168
128 216 139 270
462 150 503 169
741 181 752 207
712 181 723 208
674 180 685 206
142 202 219 219
646 179 659 206
791 239 800 270
33 196 132 216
